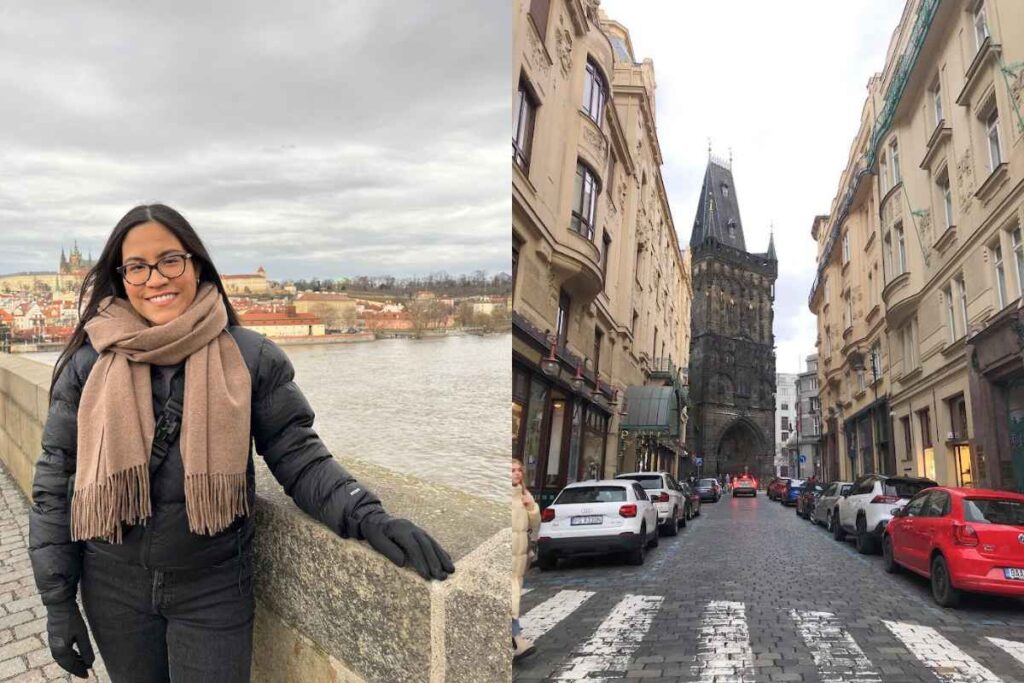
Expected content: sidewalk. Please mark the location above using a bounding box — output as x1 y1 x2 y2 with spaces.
0 460 105 682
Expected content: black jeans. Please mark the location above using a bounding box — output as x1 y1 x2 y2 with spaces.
80 545 254 683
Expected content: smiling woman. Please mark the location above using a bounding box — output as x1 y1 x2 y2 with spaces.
29 204 454 682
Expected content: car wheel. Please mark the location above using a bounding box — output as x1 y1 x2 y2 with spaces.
882 535 900 574
537 551 556 571
855 517 876 555
628 526 647 566
832 512 847 541
648 524 659 548
663 509 679 537
931 555 961 608
680 507 687 528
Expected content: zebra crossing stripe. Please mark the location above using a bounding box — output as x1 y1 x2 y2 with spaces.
550 594 663 682
987 637 1024 668
883 621 1002 682
693 600 754 683
790 610 881 682
519 589 594 642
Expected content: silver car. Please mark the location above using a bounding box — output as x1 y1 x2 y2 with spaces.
813 481 853 531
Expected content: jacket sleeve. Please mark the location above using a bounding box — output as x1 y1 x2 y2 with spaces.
251 337 385 538
29 347 94 607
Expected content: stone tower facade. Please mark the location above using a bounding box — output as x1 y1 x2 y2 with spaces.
686 158 777 483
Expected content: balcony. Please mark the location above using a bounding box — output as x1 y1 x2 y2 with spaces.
956 37 1001 109
881 271 922 327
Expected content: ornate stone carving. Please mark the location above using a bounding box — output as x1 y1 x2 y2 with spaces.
581 123 609 160
526 17 551 76
584 0 601 24
956 147 975 215
555 15 573 76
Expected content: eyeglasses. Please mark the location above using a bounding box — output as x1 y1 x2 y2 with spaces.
117 253 193 286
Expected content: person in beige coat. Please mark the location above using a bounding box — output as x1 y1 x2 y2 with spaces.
512 458 540 660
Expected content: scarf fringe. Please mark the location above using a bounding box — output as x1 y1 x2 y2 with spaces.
71 463 151 543
184 473 250 536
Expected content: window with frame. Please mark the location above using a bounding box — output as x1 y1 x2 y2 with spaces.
932 77 944 126
900 416 912 461
513 78 538 172
581 60 607 126
879 153 889 194
895 222 907 275
949 393 969 440
842 232 850 264
844 293 853 330
918 407 933 450
944 285 956 342
571 161 599 241
994 242 1007 309
936 170 953 230
594 327 603 376
956 274 968 334
974 3 990 52
890 138 901 186
986 106 1002 171
529 0 552 41
883 231 893 280
870 341 882 379
557 289 571 347
1013 227 1024 299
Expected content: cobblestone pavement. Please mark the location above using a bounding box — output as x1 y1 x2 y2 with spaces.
514 491 1024 682
0 462 106 682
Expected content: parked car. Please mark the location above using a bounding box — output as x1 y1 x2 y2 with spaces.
537 480 659 569
834 474 938 554
781 479 805 507
695 478 722 502
732 474 757 497
615 471 686 535
883 487 1024 607
768 477 791 501
796 482 824 519
812 481 853 530
680 481 702 519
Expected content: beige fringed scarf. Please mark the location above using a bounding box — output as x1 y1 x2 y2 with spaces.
72 284 252 542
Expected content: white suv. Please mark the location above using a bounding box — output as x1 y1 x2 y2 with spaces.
537 480 659 568
615 471 687 535
834 475 937 554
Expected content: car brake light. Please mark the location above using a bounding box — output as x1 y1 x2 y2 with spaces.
953 523 979 547
658 492 670 503
541 508 555 522
619 504 638 518
871 495 899 505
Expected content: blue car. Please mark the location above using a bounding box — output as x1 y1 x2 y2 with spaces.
781 479 805 507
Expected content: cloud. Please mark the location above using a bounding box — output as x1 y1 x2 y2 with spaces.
603 0 905 372
0 0 510 280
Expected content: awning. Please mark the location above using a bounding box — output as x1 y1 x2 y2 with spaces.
621 385 680 435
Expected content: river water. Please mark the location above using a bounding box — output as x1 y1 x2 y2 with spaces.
25 334 510 502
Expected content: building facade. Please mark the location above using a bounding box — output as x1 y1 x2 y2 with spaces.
810 0 1024 492
775 373 797 476
0 243 95 294
686 160 777 484
794 355 823 479
512 0 692 506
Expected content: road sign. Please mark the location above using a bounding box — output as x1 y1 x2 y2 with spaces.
799 455 806 464
696 457 703 465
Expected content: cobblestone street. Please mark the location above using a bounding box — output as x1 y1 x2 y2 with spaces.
515 492 1024 682
0 462 105 682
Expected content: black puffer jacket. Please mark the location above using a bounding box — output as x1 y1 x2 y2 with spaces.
29 326 384 606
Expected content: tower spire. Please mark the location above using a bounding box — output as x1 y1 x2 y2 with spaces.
767 223 777 261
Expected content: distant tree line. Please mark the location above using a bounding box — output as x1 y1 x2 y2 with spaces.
287 271 512 297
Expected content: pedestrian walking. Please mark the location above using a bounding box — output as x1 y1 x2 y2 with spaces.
29 205 455 682
512 458 540 661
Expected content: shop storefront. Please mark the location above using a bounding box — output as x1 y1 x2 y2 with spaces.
966 307 1024 493
618 385 687 479
513 313 613 508
842 399 892 479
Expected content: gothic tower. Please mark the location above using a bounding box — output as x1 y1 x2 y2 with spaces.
686 158 777 483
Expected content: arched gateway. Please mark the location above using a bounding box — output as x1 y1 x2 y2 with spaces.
714 418 771 482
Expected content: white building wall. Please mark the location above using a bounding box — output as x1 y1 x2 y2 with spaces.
775 373 798 476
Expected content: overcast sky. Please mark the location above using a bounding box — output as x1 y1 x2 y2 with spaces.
602 0 905 373
0 1 508 281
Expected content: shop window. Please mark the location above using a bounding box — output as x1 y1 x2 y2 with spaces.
521 379 550 490
955 445 974 487
900 416 912 462
948 393 968 441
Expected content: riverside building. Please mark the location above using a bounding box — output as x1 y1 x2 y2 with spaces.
512 0 692 505
810 0 1024 492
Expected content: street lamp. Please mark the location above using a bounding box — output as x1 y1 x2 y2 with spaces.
570 361 585 393
540 336 560 377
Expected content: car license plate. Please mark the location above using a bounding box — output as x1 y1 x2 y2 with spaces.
1005 567 1024 581
571 515 602 526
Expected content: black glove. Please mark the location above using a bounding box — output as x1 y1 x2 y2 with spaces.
360 513 456 581
46 602 94 679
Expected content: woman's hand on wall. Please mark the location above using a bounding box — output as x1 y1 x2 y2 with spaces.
360 513 456 581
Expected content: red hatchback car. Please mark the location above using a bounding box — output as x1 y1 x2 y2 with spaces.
882 486 1024 607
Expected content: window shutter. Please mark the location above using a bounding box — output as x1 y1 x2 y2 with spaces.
530 0 551 41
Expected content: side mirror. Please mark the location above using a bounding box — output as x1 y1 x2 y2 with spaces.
841 491 850 497
890 507 902 517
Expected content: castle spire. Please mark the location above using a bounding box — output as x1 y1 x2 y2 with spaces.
767 225 777 261
690 157 746 251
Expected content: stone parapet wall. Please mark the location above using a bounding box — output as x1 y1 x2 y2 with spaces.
0 353 511 682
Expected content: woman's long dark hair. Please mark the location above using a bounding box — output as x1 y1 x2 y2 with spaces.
50 204 240 395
